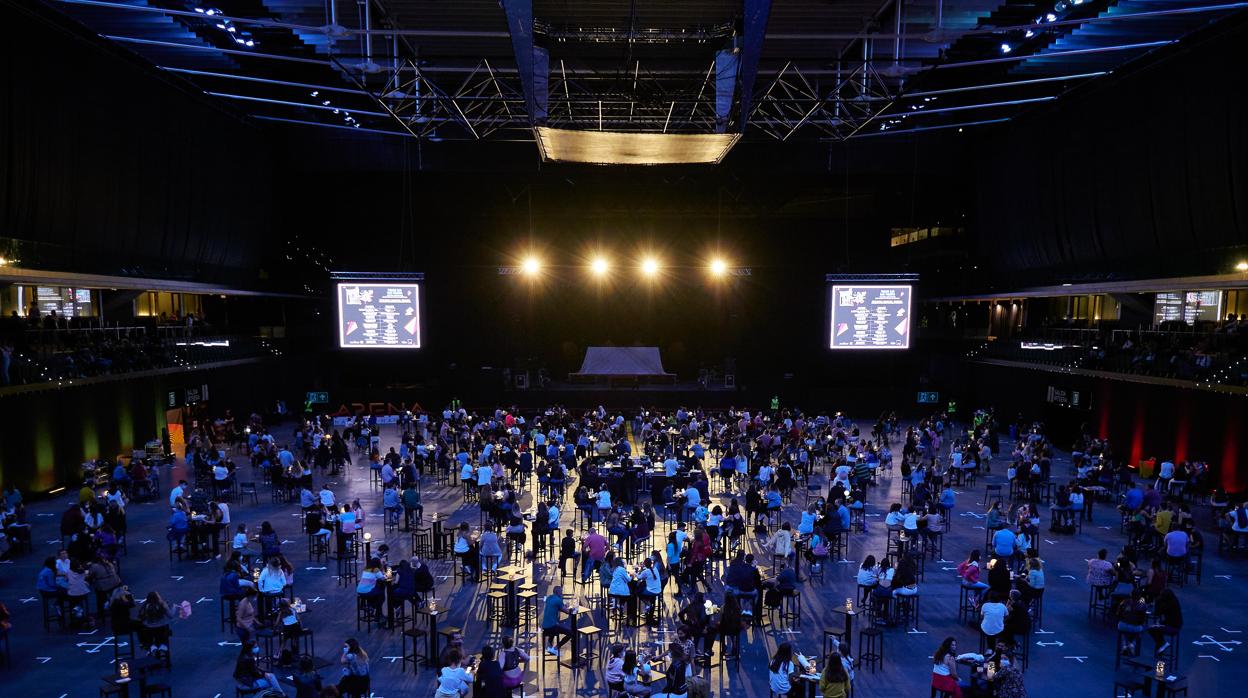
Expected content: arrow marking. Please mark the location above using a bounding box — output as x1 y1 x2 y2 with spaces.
1059 575 1077 581
36 656 52 664
1199 655 1222 662
1221 628 1242 634
1063 656 1088 663
196 597 213 604
1036 641 1064 647
20 597 37 604
171 576 184 581
218 640 242 647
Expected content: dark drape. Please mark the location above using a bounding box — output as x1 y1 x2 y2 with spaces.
0 1 272 282
972 15 1248 282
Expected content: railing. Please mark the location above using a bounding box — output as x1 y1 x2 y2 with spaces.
973 334 1248 386
0 334 279 388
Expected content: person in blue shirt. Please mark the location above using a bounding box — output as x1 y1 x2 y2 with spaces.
167 508 189 550
939 486 957 516
836 501 851 531
1122 485 1144 513
765 488 783 514
992 527 1017 558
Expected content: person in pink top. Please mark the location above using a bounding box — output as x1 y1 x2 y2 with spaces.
582 529 608 583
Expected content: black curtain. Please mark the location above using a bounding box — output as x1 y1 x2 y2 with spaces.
0 1 272 283
972 14 1248 282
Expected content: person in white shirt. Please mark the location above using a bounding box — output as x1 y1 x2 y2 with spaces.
757 464 774 487
768 643 811 695
257 559 287 594
980 592 1008 640
169 481 186 508
214 463 230 481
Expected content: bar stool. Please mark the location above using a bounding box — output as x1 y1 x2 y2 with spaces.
411 527 432 558
238 482 259 505
958 584 978 625
220 594 242 633
401 628 426 674
894 593 920 629
858 628 883 672
41 594 66 632
1113 674 1149 697
356 595 382 632
807 560 825 585
780 589 802 628
486 591 509 627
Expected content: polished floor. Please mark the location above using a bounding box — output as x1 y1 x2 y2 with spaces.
1 420 1245 697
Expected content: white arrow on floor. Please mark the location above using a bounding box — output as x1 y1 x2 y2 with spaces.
171 576 184 581
1099 526 1111 530
1059 574 1077 580
1034 629 1054 635
1221 628 1242 634
78 629 98 636
308 597 325 603
218 641 242 647
1036 641 1064 647
941 567 958 571
1063 656 1088 663
196 597 213 604
140 540 154 544
36 656 51 664
1199 655 1221 662
1215 575 1232 580
196 559 214 565
1044 539 1057 546
907 629 928 635
37 513 54 517
306 566 327 571
46 539 61 545
380 656 402 663
20 597 36 604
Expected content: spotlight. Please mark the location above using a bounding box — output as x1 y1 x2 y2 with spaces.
521 256 541 276
710 258 728 276
1236 261 1248 272
641 257 660 277
591 257 609 276
1000 43 1013 54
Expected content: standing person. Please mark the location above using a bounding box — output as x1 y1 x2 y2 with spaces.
337 638 370 697
1148 588 1183 657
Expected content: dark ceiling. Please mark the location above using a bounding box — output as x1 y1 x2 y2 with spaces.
38 0 1246 146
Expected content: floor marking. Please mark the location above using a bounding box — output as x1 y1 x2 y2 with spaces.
973 526 985 530
20 597 37 604
196 597 213 604
1059 575 1077 581
37 512 54 517
218 640 242 647
78 629 99 636
1036 641 1064 647
941 566 958 572
1199 655 1222 662
37 657 52 664
1215 575 1232 580
1099 526 1112 530
281 539 294 545
47 539 62 545
171 575 184 581
308 597 325 603
140 540 154 544
1063 656 1088 663
1192 635 1241 652
1034 629 1054 635
196 559 214 564
907 629 928 634
78 636 120 653
1043 539 1057 545
306 566 328 571
1221 628 1242 634
380 656 402 663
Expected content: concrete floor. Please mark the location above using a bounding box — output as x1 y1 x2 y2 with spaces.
1 420 1245 697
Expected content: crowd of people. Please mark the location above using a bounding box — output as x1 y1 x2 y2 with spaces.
10 397 1242 697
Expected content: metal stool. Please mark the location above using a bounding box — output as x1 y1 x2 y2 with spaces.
401 628 426 674
356 595 382 632
858 627 883 672
894 593 920 629
780 589 802 628
486 591 509 627
220 595 242 633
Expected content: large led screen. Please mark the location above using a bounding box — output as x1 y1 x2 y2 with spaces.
829 284 911 349
336 282 421 349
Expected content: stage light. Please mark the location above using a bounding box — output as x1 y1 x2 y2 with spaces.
710 258 728 276
641 257 660 277
1000 43 1013 54
1236 261 1248 272
521 256 541 276
591 257 609 276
